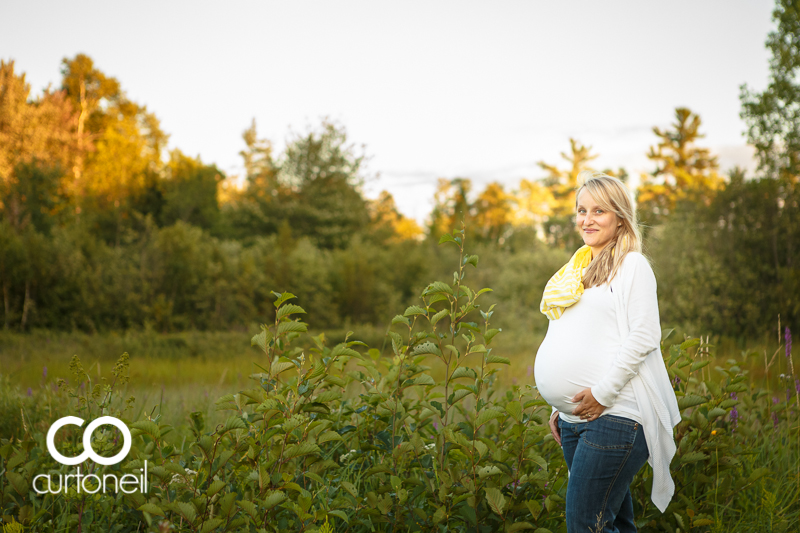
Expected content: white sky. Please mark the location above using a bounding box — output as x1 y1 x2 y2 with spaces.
2 0 774 223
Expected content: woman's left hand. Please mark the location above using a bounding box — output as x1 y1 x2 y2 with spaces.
571 388 606 421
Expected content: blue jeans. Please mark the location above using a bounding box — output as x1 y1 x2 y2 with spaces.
558 415 649 533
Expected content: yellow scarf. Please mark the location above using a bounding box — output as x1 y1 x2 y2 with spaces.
540 245 593 320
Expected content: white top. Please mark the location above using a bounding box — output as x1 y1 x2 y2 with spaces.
535 251 681 513
535 283 642 424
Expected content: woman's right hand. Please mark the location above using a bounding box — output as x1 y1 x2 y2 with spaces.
549 410 561 446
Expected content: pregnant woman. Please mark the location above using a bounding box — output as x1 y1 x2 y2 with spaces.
534 171 680 532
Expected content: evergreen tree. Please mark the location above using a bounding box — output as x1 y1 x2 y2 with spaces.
740 0 800 183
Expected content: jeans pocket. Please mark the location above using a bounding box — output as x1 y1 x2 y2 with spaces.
581 415 638 450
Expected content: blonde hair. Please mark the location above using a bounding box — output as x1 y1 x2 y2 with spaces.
575 170 642 288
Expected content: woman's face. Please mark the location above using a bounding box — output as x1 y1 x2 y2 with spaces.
576 189 621 256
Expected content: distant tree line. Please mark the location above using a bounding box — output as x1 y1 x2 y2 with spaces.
0 0 797 338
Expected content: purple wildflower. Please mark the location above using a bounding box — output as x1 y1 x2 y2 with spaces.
796 378 800 394
672 375 681 387
43 366 47 379
729 392 739 432
433 421 439 431
27 387 32 396
786 327 792 358
772 411 779 429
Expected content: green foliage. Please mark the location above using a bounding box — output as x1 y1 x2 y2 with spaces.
2 233 798 532
740 0 800 182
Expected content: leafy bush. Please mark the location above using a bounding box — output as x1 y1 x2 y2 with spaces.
1 230 798 532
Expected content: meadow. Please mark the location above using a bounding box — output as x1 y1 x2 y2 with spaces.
1 234 798 533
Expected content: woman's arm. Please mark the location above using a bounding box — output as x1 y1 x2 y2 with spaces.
591 253 662 408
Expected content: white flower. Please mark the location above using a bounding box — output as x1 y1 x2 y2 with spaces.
339 449 358 463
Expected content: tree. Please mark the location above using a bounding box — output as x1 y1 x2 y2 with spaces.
740 0 800 183
367 190 423 243
472 182 512 244
161 150 223 230
536 138 600 249
538 138 598 217
60 53 120 193
427 177 473 239
0 60 82 224
280 120 370 249
638 107 724 224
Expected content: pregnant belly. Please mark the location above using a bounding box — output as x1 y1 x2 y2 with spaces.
533 340 618 414
534 357 587 414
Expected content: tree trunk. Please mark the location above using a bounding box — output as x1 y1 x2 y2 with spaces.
2 280 8 330
20 279 30 330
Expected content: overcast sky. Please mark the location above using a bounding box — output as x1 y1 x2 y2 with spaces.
2 0 775 222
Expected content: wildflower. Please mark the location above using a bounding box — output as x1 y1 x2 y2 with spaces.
43 366 47 379
729 392 739 432
339 449 358 463
772 411 780 429
672 375 681 387
27 387 32 396
711 429 718 435
423 443 436 452
433 421 439 431
786 326 792 358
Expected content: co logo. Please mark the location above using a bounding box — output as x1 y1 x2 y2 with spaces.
46 416 132 466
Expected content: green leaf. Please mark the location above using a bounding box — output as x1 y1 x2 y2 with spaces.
431 309 450 326
425 281 454 295
451 367 477 380
505 401 522 423
328 510 350 524
341 481 358 499
238 500 259 521
465 254 479 267
264 491 286 510
486 354 510 365
222 416 246 433
199 519 224 533
719 398 739 409
475 408 505 427
206 479 226 498
404 305 428 317
392 315 411 326
707 407 727 419
273 292 297 308
319 430 344 444
271 359 296 376
413 374 436 386
438 233 457 245
130 420 161 440
175 501 197 522
285 442 321 459
277 321 308 335
692 518 715 526
508 523 535 532
678 395 707 410
413 342 442 357
137 503 165 517
483 328 501 344
476 288 493 297
691 359 710 372
251 328 273 351
680 451 708 463
485 487 506 516
679 338 701 350
277 304 306 319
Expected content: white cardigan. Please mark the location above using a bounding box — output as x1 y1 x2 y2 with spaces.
591 251 681 513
